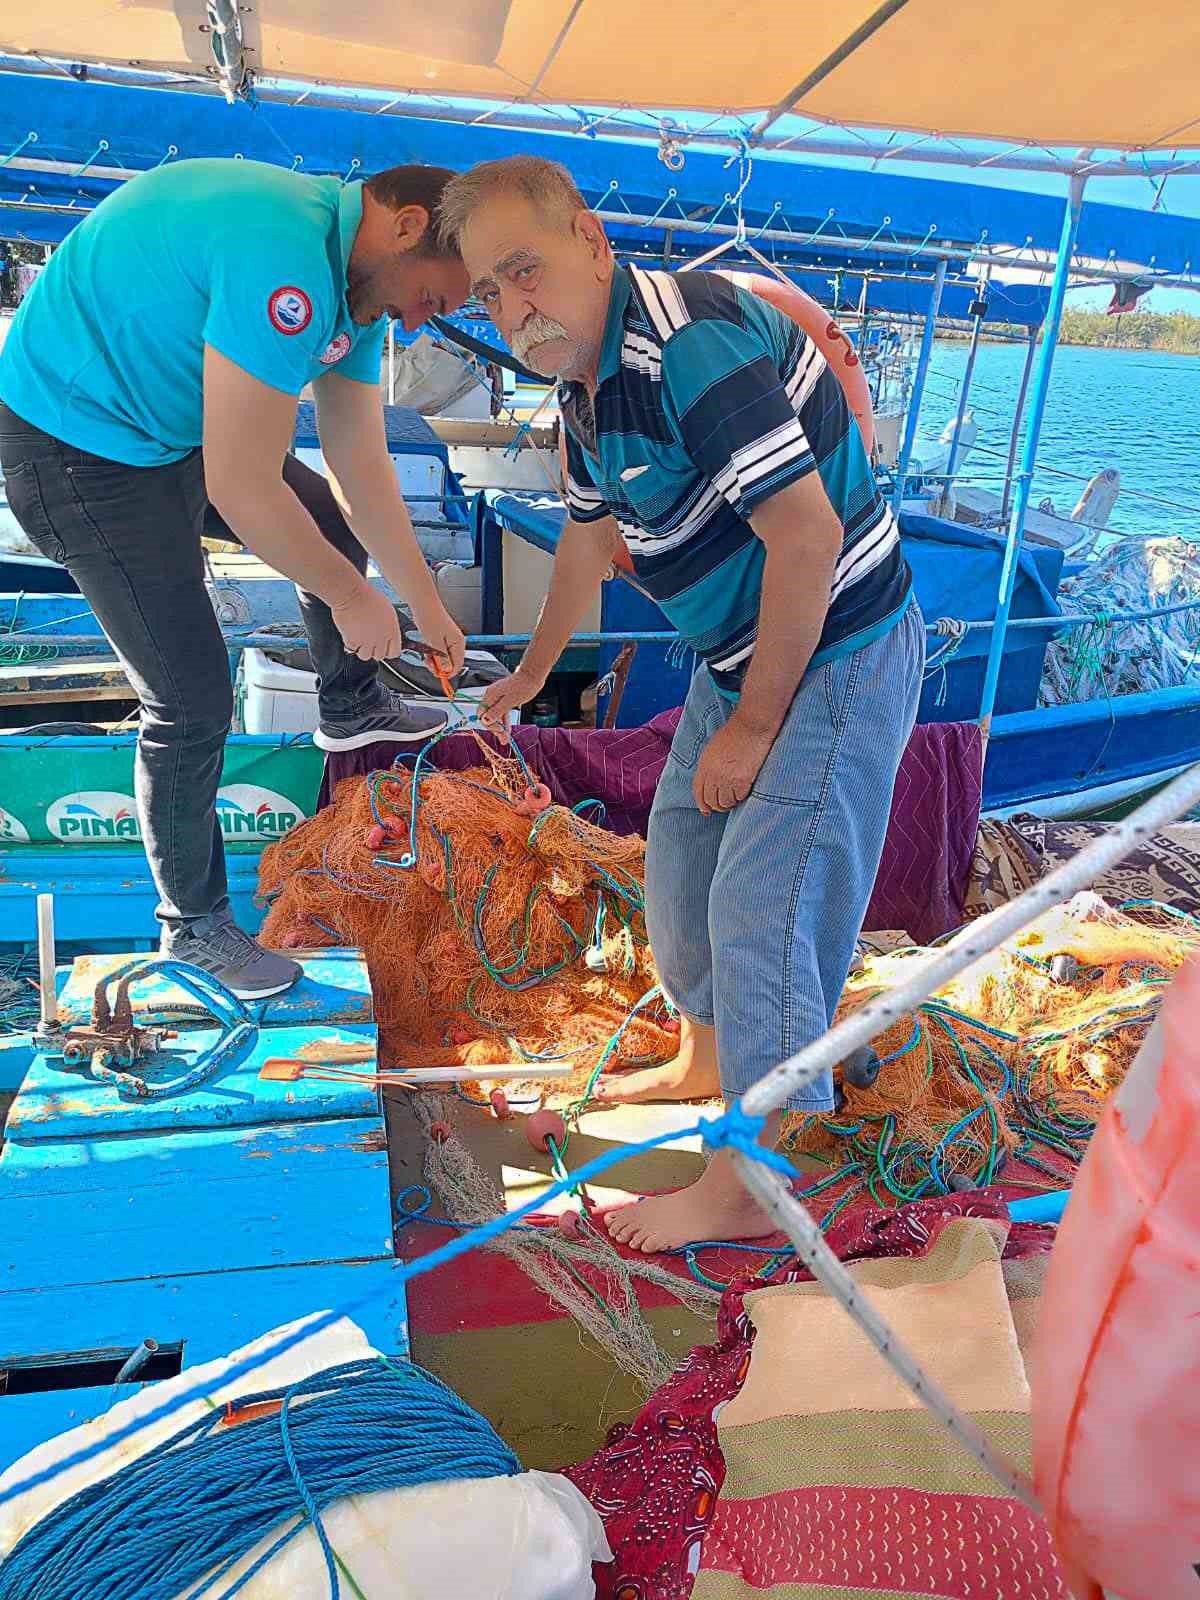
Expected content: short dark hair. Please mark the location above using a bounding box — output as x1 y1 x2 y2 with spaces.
364 164 460 257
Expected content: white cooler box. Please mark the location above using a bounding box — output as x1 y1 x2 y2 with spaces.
238 647 512 736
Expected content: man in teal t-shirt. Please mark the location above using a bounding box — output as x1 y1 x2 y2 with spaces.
0 157 471 996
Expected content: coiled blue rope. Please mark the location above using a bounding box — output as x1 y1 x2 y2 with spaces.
0 1357 520 1600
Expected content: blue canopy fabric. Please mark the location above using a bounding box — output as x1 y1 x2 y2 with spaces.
0 69 1193 296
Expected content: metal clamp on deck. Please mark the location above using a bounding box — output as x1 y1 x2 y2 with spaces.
41 955 257 1100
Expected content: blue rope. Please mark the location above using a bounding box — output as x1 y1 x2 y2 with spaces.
390 717 536 870
0 1102 785 1513
0 1358 520 1600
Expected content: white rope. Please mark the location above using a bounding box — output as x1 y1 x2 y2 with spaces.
740 757 1200 1116
722 760 1200 1510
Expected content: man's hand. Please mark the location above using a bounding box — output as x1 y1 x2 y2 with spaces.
693 716 774 815
330 582 404 661
479 666 546 731
411 599 466 676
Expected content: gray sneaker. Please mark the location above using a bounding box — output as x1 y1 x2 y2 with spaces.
163 914 302 1000
313 689 450 753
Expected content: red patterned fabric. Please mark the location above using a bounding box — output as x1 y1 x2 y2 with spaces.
318 717 982 941
700 1486 1063 1597
564 1195 1055 1600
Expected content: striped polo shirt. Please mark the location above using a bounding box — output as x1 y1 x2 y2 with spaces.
561 264 912 697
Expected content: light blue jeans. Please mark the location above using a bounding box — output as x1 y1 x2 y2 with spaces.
645 600 925 1112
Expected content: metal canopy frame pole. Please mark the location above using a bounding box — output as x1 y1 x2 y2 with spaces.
977 171 1087 734
890 258 946 513
944 269 988 482
1000 324 1039 524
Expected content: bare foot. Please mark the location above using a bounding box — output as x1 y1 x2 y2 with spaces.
595 1016 722 1105
594 1053 721 1105
605 1149 777 1253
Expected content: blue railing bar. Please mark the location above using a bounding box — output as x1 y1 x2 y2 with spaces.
6 604 1200 664
977 173 1087 734
891 259 948 514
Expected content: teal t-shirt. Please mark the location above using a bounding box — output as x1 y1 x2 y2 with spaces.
0 158 387 465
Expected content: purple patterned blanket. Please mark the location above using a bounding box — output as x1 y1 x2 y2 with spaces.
318 714 983 942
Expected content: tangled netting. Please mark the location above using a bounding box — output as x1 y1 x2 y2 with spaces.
1040 536 1200 706
411 1094 719 1391
257 744 677 1077
785 892 1199 1222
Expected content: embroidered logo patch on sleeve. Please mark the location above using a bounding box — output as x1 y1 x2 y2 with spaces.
319 332 352 365
268 286 313 335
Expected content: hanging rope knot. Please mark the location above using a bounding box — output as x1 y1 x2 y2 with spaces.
701 1103 768 1153
923 618 969 707
934 616 968 642
503 420 533 460
721 134 753 245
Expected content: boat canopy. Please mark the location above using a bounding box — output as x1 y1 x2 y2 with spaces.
4 71 1199 325
0 1 1198 153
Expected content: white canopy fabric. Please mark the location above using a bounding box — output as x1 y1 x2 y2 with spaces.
0 0 1197 152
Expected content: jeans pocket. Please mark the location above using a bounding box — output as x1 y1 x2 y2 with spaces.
667 696 728 772
2 459 66 564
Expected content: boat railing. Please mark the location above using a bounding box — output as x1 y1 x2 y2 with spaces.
2 603 1199 661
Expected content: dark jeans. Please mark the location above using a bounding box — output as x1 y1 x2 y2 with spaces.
0 399 385 932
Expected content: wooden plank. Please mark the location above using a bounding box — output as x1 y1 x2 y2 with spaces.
6 1024 379 1141
0 682 132 709
0 1258 409 1473
0 1037 32 1095
0 1117 393 1292
55 948 374 1030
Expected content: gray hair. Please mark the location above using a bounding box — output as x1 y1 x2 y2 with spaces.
438 156 587 250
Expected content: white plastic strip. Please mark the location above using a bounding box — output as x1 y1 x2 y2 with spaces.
35 893 56 1029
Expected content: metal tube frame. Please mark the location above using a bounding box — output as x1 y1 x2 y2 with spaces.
890 258 946 512
977 172 1087 734
944 272 987 482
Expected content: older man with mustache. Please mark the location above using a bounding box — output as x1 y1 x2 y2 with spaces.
440 157 923 1252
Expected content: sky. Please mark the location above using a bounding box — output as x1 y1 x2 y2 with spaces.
800 153 1200 313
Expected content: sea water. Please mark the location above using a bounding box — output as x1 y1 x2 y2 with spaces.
923 340 1200 541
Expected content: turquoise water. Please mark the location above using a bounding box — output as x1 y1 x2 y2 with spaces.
920 340 1200 541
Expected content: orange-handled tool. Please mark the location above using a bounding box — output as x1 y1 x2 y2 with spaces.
423 647 457 703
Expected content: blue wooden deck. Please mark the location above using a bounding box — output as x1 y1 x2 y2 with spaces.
0 947 404 1475
0 1262 408 1474
54 948 374 1029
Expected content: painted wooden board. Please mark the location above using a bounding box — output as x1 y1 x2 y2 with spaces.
0 1258 409 1474
55 948 373 1030
7 1023 379 1141
0 1036 32 1095
0 1117 393 1293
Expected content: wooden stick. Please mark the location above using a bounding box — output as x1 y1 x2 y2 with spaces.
260 1056 569 1085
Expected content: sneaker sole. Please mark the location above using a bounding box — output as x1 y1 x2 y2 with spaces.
314 720 450 753
225 976 301 999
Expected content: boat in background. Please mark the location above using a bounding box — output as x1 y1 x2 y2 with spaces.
0 64 1198 963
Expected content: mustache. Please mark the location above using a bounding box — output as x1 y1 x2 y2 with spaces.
511 314 570 363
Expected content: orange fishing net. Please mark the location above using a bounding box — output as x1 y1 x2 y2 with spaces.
786 894 1200 1208
257 747 677 1075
